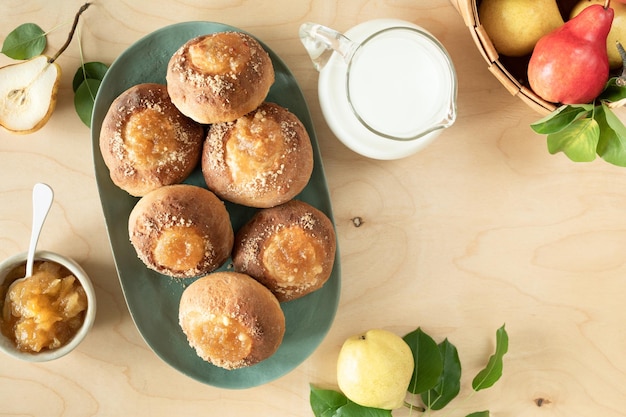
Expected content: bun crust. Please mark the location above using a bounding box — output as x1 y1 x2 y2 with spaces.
99 83 204 197
128 184 234 278
232 200 336 302
178 271 285 369
202 102 313 208
166 31 274 124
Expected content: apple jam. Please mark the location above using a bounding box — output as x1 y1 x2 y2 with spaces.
0 261 88 353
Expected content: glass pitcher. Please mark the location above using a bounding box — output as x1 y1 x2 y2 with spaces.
300 19 457 160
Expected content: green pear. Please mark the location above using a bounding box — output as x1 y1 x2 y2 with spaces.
480 0 564 57
0 55 61 134
571 0 626 69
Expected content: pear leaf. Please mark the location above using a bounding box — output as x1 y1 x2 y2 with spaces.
310 386 348 417
529 78 626 167
466 411 490 417
599 78 626 103
1 23 46 60
421 338 461 410
403 328 444 394
531 104 592 135
74 78 101 127
309 386 392 417
472 325 508 391
546 117 600 162
596 104 626 167
72 61 109 92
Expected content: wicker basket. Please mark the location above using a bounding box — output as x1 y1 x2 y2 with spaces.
451 0 581 115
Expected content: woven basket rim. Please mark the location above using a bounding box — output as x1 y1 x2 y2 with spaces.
457 0 558 115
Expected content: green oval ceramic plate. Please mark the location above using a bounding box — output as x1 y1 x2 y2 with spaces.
91 22 340 389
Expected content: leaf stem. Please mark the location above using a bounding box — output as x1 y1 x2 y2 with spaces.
403 400 426 413
49 2 91 63
43 22 68 38
433 390 478 417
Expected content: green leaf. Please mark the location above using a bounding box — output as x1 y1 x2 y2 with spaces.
472 325 508 391
421 339 461 410
546 117 600 162
1 23 46 60
531 104 592 134
467 411 490 417
74 78 101 127
403 328 444 394
599 78 626 103
335 402 392 417
72 61 109 92
310 386 348 417
309 386 392 417
596 104 626 167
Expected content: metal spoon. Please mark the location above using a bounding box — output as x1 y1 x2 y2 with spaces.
11 183 54 287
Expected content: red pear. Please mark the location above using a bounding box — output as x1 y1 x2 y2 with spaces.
528 3 614 104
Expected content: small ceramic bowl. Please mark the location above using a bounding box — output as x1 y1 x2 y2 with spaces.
0 250 96 362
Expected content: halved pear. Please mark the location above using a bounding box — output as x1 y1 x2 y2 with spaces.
0 55 61 134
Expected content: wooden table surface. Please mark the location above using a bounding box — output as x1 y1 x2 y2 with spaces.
1 1 625 416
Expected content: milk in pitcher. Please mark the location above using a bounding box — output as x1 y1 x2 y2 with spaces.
347 27 454 140
311 19 457 159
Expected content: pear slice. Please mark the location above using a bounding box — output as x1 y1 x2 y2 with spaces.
0 55 61 134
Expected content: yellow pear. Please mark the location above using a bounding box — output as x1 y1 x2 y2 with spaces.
480 0 564 57
336 329 414 410
571 0 626 69
0 55 61 134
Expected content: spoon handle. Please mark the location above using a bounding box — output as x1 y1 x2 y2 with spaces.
25 183 54 277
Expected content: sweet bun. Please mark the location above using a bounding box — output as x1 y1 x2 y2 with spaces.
99 83 204 197
178 271 285 369
232 200 336 302
166 31 275 124
128 184 233 278
202 102 313 208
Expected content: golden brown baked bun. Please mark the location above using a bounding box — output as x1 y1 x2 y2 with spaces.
232 200 336 302
166 31 275 124
202 102 314 208
99 83 204 197
128 184 233 278
178 271 285 369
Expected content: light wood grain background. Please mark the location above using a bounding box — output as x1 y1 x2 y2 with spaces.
1 1 625 416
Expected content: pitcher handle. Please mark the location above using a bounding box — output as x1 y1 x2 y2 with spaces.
299 22 359 71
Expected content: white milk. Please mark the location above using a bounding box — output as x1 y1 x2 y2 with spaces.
316 19 457 160
347 28 453 140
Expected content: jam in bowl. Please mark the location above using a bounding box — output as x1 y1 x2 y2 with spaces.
0 251 96 362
